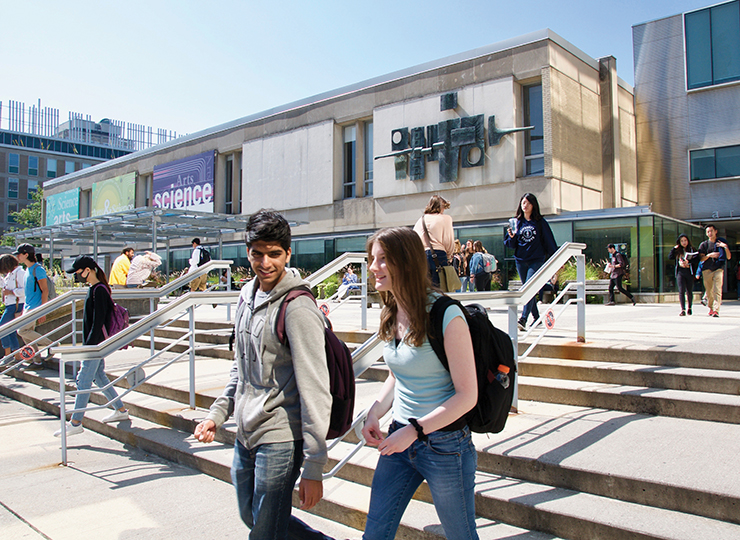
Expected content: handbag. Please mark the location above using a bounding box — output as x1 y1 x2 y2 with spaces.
421 216 461 293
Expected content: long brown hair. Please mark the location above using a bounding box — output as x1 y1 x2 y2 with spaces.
367 227 432 347
0 254 19 275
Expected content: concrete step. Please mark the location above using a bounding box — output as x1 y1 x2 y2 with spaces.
130 336 234 359
325 441 740 540
519 356 740 396
0 371 562 540
518 375 740 424
520 342 740 372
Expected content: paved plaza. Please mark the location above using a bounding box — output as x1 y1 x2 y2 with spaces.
1 296 738 539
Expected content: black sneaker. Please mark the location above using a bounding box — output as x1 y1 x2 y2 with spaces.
517 319 526 331
688 308 692 315
679 311 686 316
713 312 719 318
24 362 45 371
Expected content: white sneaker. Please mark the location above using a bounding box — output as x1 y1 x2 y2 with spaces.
102 409 129 423
54 422 84 437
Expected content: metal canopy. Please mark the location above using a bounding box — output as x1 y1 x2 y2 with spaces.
7 207 250 254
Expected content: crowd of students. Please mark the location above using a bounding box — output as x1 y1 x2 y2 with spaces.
5 200 736 540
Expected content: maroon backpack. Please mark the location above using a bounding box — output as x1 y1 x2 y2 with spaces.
275 285 355 439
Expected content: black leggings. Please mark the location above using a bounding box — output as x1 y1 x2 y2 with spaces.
677 272 694 311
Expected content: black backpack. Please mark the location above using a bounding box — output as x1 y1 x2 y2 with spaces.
198 246 211 267
275 285 356 440
428 295 516 434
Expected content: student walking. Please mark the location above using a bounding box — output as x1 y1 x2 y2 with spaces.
413 195 454 288
669 234 698 316
14 243 53 368
362 226 478 540
0 254 25 360
54 256 129 437
194 210 332 540
504 193 557 330
468 240 491 292
606 244 636 306
698 224 731 317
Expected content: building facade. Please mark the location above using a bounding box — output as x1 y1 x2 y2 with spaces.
633 0 740 293
0 99 177 233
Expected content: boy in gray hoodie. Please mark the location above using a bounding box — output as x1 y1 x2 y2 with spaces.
195 209 332 539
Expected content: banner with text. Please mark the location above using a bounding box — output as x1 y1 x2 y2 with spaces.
46 188 80 225
91 172 136 217
152 151 214 212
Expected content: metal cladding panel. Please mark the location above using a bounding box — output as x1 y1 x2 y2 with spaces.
691 179 740 217
687 88 740 148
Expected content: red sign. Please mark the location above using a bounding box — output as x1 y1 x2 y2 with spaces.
319 303 330 315
544 309 555 330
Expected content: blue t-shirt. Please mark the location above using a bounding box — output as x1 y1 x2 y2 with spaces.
24 263 47 311
384 294 466 423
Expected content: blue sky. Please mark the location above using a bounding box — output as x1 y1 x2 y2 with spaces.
2 0 711 136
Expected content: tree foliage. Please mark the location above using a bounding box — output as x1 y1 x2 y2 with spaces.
1 188 43 247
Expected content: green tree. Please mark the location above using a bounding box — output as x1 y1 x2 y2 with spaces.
1 187 44 247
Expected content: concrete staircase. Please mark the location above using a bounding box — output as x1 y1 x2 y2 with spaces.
3 326 740 539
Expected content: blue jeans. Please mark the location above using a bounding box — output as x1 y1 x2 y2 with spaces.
516 258 545 323
425 250 449 287
459 276 470 293
71 358 125 423
231 439 332 540
0 302 22 350
363 422 479 540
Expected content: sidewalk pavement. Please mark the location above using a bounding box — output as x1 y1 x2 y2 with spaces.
2 295 739 539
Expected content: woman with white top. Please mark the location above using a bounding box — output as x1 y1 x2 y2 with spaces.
0 254 25 359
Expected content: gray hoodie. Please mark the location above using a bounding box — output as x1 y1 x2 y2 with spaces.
206 268 331 480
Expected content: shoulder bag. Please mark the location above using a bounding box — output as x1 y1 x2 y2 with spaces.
421 215 461 293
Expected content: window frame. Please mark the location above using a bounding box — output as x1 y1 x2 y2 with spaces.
46 158 57 178
689 144 740 181
684 0 740 90
7 178 19 199
342 125 357 199
8 153 19 174
523 84 545 176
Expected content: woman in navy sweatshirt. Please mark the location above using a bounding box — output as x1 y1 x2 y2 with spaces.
504 193 557 331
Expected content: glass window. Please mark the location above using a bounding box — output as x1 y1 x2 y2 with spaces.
364 122 373 197
8 153 19 174
65 160 75 174
343 125 356 199
336 235 369 254
27 179 39 198
685 1 740 89
523 84 544 176
691 144 740 180
47 158 57 178
7 203 18 223
82 162 91 169
225 156 234 214
8 178 18 199
28 156 38 176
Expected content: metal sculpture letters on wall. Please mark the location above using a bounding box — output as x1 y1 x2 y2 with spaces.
376 101 533 183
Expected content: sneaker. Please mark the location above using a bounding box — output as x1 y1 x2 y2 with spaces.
709 310 715 316
701 298 708 306
632 298 637 306
605 302 616 306
517 319 526 331
687 308 692 315
54 421 83 437
679 311 686 316
24 362 45 371
712 312 719 318
102 409 129 423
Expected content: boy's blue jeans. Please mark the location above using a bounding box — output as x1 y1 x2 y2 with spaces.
363 422 479 540
231 439 332 540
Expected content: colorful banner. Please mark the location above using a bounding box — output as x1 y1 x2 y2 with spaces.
91 172 136 217
45 188 80 225
152 151 214 212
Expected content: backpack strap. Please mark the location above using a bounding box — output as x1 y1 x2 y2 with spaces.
428 295 463 371
275 285 322 345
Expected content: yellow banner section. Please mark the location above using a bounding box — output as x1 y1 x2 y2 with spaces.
91 172 136 217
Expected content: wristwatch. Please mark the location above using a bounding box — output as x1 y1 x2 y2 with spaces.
408 418 427 442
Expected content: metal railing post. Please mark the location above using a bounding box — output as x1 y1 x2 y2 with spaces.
361 261 368 331
576 254 586 343
226 267 232 322
150 298 156 356
59 358 68 465
508 305 519 412
188 305 196 409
